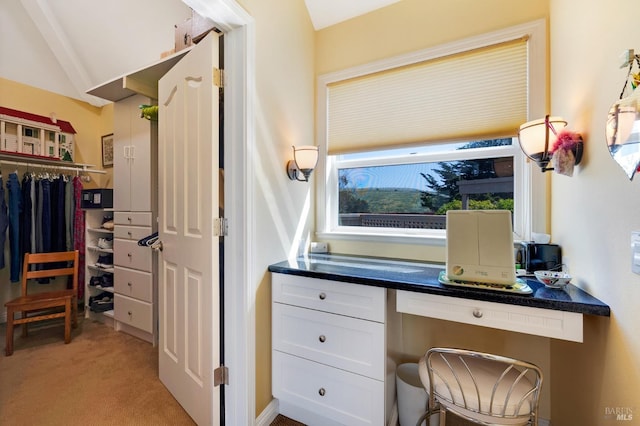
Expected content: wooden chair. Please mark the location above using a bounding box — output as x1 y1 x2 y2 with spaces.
4 250 80 356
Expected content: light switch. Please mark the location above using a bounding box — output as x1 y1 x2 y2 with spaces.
631 232 640 274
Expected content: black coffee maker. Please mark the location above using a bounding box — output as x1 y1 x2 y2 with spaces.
516 243 562 273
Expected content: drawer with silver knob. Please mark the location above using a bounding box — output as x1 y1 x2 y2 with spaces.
114 267 153 302
114 294 152 333
273 351 384 426
273 303 385 380
272 273 385 322
114 239 152 271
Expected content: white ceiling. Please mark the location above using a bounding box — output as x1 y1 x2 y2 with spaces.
304 0 401 30
0 0 400 106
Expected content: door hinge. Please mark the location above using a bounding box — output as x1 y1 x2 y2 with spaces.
214 365 229 386
214 217 228 237
213 68 224 87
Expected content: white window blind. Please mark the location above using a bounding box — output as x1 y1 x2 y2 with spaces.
327 39 528 154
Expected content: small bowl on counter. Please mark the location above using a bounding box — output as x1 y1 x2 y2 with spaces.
534 270 572 289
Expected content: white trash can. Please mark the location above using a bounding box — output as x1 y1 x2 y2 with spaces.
396 363 439 426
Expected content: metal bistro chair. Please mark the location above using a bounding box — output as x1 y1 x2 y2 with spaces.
417 348 543 426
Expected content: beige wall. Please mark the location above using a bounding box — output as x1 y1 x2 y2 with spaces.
234 0 316 416
549 0 640 424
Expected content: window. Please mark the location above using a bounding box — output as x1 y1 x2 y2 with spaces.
316 20 547 244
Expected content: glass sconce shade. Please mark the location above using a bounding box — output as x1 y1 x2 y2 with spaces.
518 116 568 171
287 145 319 182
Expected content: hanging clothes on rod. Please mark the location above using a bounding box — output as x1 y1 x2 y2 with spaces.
2 168 86 295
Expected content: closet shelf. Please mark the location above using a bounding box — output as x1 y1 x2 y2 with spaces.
0 153 106 174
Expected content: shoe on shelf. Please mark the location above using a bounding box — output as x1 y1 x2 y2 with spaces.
101 215 114 230
89 275 102 287
100 274 114 287
97 237 113 249
96 254 113 268
89 291 113 313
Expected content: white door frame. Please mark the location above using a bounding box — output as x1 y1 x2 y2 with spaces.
181 1 255 425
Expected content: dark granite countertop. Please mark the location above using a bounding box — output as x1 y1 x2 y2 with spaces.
268 254 610 317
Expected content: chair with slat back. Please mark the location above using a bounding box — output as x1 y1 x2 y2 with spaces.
417 347 543 426
4 251 80 356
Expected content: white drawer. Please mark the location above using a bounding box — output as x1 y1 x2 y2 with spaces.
114 267 153 303
114 294 153 333
273 351 384 426
273 303 385 380
396 290 583 342
114 239 152 271
114 211 153 226
272 273 385 322
114 225 152 241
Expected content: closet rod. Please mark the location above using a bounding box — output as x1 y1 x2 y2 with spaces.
0 159 107 175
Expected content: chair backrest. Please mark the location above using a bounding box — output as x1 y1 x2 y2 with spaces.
422 347 543 425
21 251 80 297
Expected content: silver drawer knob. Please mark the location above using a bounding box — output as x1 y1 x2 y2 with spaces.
127 282 132 287
319 335 326 343
128 311 132 316
472 308 483 318
319 292 326 300
318 388 326 396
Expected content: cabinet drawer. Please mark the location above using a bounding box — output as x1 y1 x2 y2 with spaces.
114 294 152 333
396 290 583 342
272 273 385 322
114 267 153 303
273 303 384 380
114 239 152 271
114 211 152 226
273 351 384 426
114 225 152 241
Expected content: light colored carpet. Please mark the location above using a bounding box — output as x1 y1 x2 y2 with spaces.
0 317 195 425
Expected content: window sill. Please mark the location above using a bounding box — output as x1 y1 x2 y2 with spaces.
315 230 447 247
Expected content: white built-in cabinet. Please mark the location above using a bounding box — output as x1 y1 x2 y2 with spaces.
111 94 158 345
272 273 393 426
113 94 156 212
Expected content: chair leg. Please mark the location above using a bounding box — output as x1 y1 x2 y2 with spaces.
21 311 28 338
72 296 78 329
64 299 71 344
5 307 15 356
439 407 447 425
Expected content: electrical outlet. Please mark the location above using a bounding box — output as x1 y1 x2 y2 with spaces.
631 232 640 274
310 242 329 253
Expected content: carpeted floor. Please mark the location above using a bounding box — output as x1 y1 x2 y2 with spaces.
270 414 305 425
0 317 195 425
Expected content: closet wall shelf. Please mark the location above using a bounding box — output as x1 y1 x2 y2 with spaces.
0 154 106 174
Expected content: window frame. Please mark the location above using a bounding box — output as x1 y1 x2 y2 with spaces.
315 20 547 246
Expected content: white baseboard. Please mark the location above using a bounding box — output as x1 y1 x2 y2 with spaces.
255 399 279 426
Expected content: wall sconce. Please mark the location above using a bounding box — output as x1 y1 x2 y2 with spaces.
286 145 319 182
518 115 583 173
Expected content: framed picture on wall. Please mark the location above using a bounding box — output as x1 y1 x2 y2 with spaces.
101 133 114 167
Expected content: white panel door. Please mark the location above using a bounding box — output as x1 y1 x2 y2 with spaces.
158 31 220 426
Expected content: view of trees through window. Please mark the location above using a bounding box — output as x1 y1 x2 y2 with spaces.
338 139 514 229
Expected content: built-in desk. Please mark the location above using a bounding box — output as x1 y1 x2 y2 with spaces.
268 254 609 426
